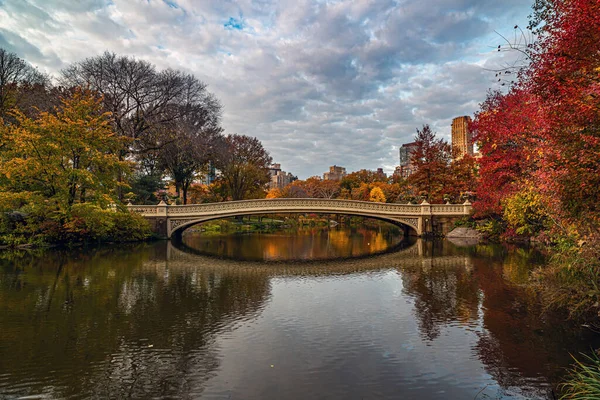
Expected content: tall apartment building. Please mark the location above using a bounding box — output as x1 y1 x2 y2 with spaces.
323 165 347 181
398 142 418 178
451 116 473 159
268 163 295 189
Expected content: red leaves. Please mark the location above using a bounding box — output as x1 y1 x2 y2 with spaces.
473 0 600 236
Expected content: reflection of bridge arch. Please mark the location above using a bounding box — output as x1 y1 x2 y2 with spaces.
162 240 473 277
128 198 472 239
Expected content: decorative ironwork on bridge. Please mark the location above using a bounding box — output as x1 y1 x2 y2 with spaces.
127 198 472 238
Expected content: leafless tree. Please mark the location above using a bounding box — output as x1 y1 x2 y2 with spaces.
158 103 223 204
61 51 221 156
0 48 49 119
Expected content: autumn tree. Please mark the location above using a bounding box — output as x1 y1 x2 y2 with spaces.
316 179 341 199
340 169 387 192
215 134 272 200
525 0 600 233
369 187 386 203
0 89 128 208
472 89 546 218
407 125 453 203
281 180 309 198
473 0 600 238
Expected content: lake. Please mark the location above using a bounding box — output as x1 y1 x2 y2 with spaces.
0 223 597 399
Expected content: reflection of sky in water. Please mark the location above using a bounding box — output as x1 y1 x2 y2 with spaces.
200 271 530 399
0 239 595 399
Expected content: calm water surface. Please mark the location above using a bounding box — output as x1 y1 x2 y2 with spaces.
1 225 598 399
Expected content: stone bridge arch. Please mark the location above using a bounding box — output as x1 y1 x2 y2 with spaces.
168 212 420 240
127 198 472 239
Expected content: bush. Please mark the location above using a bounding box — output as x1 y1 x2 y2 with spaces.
1 200 152 246
109 211 152 242
64 204 116 242
476 218 506 239
503 188 549 236
536 241 600 319
453 217 477 229
64 204 151 243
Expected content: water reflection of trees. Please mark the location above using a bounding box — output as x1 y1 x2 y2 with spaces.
182 225 405 261
398 241 600 397
0 244 270 398
2 240 599 398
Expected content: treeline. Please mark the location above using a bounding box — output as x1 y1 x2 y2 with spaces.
0 49 272 245
470 0 600 321
267 124 478 204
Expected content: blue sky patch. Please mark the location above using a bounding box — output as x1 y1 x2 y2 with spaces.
224 17 244 31
163 0 178 9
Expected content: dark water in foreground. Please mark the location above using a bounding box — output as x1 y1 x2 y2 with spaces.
1 225 598 399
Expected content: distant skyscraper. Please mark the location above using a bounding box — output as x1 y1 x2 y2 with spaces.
398 142 418 178
451 116 473 159
268 163 295 189
323 165 346 181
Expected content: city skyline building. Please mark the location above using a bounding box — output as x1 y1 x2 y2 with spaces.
398 142 418 178
269 163 296 189
323 165 347 181
451 116 473 159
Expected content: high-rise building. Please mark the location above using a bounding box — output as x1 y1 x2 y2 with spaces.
398 142 418 178
268 163 296 189
451 116 473 159
199 161 217 185
323 165 347 181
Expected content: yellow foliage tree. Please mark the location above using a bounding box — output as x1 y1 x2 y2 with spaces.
0 89 129 209
503 186 549 236
369 186 386 203
266 188 282 198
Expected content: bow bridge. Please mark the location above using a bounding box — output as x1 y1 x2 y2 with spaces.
127 198 473 239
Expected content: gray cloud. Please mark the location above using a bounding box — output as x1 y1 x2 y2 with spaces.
0 0 533 178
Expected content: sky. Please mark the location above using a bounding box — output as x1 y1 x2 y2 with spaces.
0 0 533 179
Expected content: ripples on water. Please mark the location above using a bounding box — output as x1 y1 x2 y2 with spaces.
0 226 598 399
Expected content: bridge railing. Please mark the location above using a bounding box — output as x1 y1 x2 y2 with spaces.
127 198 472 217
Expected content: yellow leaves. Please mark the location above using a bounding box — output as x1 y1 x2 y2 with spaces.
369 187 386 203
503 186 549 235
0 89 127 206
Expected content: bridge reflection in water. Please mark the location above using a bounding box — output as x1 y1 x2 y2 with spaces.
164 239 475 276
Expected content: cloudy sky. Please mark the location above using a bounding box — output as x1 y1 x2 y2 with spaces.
0 0 532 178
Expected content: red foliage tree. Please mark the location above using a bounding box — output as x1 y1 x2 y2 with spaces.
407 125 453 203
473 0 600 236
471 89 547 217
